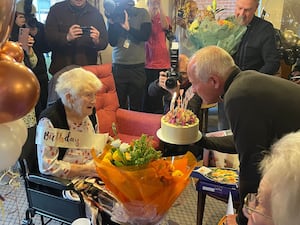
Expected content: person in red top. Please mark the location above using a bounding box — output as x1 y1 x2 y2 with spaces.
143 0 171 113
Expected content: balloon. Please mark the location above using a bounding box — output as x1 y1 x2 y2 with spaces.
0 41 24 63
0 60 40 123
3 119 28 146
0 124 22 171
0 53 16 62
0 0 16 49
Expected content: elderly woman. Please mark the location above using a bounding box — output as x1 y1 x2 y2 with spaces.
227 131 300 225
37 67 102 179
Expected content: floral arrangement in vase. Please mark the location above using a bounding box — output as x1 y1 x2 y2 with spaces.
91 134 197 225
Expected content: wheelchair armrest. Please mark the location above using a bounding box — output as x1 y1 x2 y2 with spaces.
27 173 74 190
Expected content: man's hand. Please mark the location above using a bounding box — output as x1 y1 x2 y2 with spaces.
158 71 168 90
66 24 82 41
90 26 100 45
158 71 180 95
121 10 130 31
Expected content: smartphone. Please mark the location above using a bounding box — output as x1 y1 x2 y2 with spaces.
81 26 91 36
18 28 30 53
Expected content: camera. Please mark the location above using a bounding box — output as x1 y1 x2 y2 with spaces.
165 70 180 89
165 41 180 89
81 26 91 35
103 0 135 24
177 9 184 18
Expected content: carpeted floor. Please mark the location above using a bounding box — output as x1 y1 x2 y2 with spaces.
0 176 227 225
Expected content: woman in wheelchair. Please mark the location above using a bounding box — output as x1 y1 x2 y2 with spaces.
37 67 101 179
35 67 116 225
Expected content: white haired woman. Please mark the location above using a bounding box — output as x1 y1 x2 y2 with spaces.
37 67 103 179
36 67 116 225
245 131 300 225
227 131 300 225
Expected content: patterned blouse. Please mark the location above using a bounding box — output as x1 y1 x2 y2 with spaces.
37 117 99 178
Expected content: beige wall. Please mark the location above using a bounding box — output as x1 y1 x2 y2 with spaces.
260 0 284 29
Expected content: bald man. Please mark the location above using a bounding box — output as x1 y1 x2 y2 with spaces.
218 0 280 130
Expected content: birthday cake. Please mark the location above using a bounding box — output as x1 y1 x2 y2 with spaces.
158 107 201 144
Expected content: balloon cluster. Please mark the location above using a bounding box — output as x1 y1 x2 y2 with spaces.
0 0 40 171
275 29 300 65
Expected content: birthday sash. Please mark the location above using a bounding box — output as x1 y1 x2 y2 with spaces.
35 124 109 151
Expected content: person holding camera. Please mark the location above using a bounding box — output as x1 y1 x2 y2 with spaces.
105 0 152 112
148 54 202 116
10 0 50 119
148 54 202 157
45 0 108 75
175 0 198 57
143 0 171 114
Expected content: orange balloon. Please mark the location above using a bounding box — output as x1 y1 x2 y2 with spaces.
0 41 24 63
0 0 16 48
0 60 40 123
0 53 16 62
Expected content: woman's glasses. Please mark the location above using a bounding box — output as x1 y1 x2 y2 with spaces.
244 193 272 220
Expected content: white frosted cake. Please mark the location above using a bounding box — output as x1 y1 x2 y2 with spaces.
159 108 200 144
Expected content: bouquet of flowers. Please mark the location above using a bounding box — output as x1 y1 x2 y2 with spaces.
186 0 247 55
92 134 197 225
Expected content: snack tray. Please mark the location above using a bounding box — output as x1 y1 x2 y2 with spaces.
191 166 239 188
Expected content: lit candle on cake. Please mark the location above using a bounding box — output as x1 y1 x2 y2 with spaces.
170 92 177 112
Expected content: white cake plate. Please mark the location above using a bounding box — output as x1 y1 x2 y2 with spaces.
156 129 202 145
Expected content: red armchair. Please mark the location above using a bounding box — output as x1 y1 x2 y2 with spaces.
83 64 162 147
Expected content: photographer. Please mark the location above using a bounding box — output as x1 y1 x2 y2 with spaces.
105 0 152 112
149 54 202 158
175 0 198 57
144 0 171 114
10 0 50 119
148 54 202 116
45 0 108 75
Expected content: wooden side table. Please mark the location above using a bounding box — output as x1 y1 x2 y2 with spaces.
195 180 240 225
199 103 217 133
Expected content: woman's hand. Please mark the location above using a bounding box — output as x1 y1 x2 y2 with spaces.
68 160 98 178
226 214 238 225
27 35 35 55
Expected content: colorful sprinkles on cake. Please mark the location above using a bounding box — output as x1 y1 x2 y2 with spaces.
163 107 197 126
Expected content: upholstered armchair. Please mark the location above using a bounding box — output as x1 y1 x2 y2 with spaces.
83 64 162 148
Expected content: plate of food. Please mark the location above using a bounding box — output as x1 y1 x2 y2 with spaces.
192 166 239 187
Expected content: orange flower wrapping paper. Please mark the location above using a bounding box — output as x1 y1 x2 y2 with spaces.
92 148 197 225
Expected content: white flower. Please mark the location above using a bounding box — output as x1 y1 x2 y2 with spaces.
111 139 121 148
119 143 130 152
